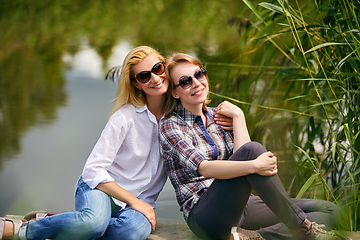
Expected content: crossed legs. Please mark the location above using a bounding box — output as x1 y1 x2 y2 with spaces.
2 177 151 240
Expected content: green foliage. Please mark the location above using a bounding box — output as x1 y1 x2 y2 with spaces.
0 0 248 169
211 0 359 230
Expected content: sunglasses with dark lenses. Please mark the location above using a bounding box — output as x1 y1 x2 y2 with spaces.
174 68 207 89
135 61 165 83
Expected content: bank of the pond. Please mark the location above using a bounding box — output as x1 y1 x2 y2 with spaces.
4 215 360 239
151 224 360 240
148 222 201 240
5 214 201 240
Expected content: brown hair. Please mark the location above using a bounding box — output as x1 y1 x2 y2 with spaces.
164 53 209 118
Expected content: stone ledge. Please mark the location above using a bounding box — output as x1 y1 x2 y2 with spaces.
5 215 200 240
149 223 360 240
5 215 360 240
148 222 201 240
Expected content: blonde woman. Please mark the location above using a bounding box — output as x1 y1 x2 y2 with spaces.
159 53 340 240
1 46 169 240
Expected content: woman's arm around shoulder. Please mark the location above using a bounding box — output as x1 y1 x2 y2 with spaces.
216 101 251 151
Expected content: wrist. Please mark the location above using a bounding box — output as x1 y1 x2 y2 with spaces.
232 109 244 119
127 197 141 208
251 159 258 174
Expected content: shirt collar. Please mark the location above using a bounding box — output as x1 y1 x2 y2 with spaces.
136 105 164 124
135 105 148 113
175 104 210 126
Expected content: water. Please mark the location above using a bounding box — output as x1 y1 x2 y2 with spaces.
0 41 184 222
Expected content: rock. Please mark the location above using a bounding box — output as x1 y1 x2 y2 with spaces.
148 222 201 240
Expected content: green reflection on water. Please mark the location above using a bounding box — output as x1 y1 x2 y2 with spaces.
0 46 66 167
0 0 254 168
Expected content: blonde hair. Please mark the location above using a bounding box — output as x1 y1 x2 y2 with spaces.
164 53 209 118
108 46 165 117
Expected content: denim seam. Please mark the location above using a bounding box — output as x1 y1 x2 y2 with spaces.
108 209 135 226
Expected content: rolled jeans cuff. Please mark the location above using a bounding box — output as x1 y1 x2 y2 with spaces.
19 225 27 240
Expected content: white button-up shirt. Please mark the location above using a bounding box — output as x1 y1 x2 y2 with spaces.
81 104 167 208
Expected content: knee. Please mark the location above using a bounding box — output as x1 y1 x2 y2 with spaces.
232 141 267 161
126 221 151 240
102 209 151 240
76 210 110 238
310 199 341 229
316 199 340 215
322 201 341 228
245 141 267 153
122 211 152 240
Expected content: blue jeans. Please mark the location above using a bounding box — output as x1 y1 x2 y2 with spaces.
18 177 152 240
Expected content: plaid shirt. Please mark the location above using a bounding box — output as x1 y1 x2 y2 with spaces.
159 104 234 221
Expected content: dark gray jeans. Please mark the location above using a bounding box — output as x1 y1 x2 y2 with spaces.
187 142 340 240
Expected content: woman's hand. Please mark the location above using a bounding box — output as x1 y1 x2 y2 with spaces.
216 101 250 150
214 114 233 130
214 101 244 130
254 152 278 176
96 181 157 230
129 199 157 231
216 101 244 119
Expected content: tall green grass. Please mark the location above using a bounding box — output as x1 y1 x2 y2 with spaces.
210 0 359 230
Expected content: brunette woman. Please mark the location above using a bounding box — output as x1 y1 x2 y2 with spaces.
159 53 340 240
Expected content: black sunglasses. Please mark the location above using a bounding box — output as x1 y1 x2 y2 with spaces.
135 61 165 83
174 68 207 89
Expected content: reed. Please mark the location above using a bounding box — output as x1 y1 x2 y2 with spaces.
209 0 360 230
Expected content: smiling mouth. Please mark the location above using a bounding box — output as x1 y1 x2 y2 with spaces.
152 80 164 89
192 89 204 96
